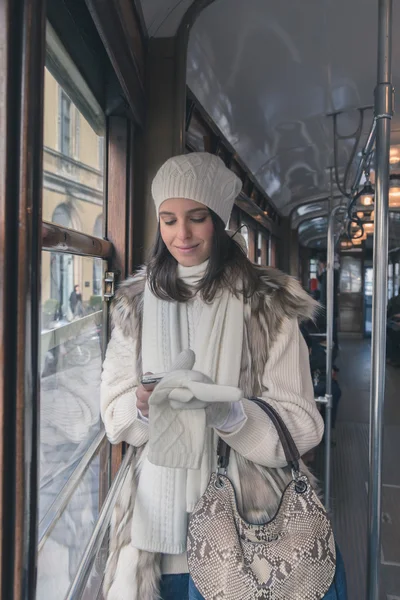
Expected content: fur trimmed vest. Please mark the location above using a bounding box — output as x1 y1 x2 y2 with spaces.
102 266 321 600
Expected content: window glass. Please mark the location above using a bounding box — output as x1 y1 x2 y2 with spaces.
43 67 104 235
395 262 400 294
256 231 262 265
40 23 110 599
37 443 110 599
364 268 373 297
40 251 105 513
309 258 317 278
388 263 394 299
240 224 249 254
339 256 362 294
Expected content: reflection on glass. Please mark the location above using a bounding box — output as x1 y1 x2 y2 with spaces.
296 203 324 217
257 232 263 265
39 251 105 526
240 224 249 255
364 268 373 297
364 267 373 334
395 263 400 295
298 217 328 245
37 443 110 599
388 263 394 300
339 256 362 294
81 527 110 600
43 67 104 236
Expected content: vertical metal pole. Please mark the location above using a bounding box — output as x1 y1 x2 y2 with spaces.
368 1 393 598
324 203 341 511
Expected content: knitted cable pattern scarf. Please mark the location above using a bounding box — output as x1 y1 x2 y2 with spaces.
130 260 244 554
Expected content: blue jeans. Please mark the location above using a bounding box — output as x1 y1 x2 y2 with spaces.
324 544 348 599
160 574 204 600
160 546 347 599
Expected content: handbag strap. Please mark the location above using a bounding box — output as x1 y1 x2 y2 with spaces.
217 397 300 475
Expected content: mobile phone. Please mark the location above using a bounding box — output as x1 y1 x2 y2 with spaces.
140 373 166 386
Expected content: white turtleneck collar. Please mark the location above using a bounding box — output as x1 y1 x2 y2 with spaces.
176 260 209 286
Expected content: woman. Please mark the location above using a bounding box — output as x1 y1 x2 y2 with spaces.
101 152 345 599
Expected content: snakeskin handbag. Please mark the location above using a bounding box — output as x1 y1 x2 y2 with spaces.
187 398 336 600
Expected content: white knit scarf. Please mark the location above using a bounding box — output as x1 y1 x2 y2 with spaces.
131 260 244 554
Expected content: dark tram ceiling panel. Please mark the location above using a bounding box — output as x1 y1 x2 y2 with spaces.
185 0 400 245
137 0 195 37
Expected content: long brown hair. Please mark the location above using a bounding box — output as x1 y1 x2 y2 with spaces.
147 210 261 302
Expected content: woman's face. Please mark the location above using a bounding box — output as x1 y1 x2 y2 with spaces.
159 198 214 267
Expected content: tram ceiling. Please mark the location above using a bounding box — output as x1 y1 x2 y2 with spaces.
137 0 197 37
182 0 400 240
137 0 400 246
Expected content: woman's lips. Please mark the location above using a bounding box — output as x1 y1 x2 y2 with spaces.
175 244 200 253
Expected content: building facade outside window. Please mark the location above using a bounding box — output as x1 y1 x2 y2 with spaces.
42 68 104 324
60 90 71 156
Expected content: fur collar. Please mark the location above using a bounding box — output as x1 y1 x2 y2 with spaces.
111 265 317 345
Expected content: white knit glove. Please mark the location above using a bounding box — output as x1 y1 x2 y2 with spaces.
150 369 242 428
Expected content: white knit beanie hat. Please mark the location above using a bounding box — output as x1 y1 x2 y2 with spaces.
151 152 242 225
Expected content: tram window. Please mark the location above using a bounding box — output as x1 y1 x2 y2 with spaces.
240 224 249 254
309 258 317 280
37 443 110 598
40 252 104 485
388 263 394 299
44 67 104 236
37 22 113 599
339 256 362 294
256 231 263 265
395 262 400 293
39 251 105 594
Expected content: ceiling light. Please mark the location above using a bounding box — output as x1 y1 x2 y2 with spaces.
390 148 399 164
360 181 375 206
389 175 400 208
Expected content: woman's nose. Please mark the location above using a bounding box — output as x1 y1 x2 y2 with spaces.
176 222 192 241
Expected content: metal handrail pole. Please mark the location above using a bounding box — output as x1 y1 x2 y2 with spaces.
367 0 393 597
324 204 344 511
65 446 135 600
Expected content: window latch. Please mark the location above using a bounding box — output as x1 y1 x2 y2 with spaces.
104 270 120 301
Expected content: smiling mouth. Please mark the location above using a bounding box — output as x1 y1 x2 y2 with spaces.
175 244 200 251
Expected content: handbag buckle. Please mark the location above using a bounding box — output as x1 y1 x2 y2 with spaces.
291 467 301 481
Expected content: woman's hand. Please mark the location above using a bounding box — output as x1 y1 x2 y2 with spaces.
136 373 155 418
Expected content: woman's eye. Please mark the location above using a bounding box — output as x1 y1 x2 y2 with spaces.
164 220 176 226
191 217 207 223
